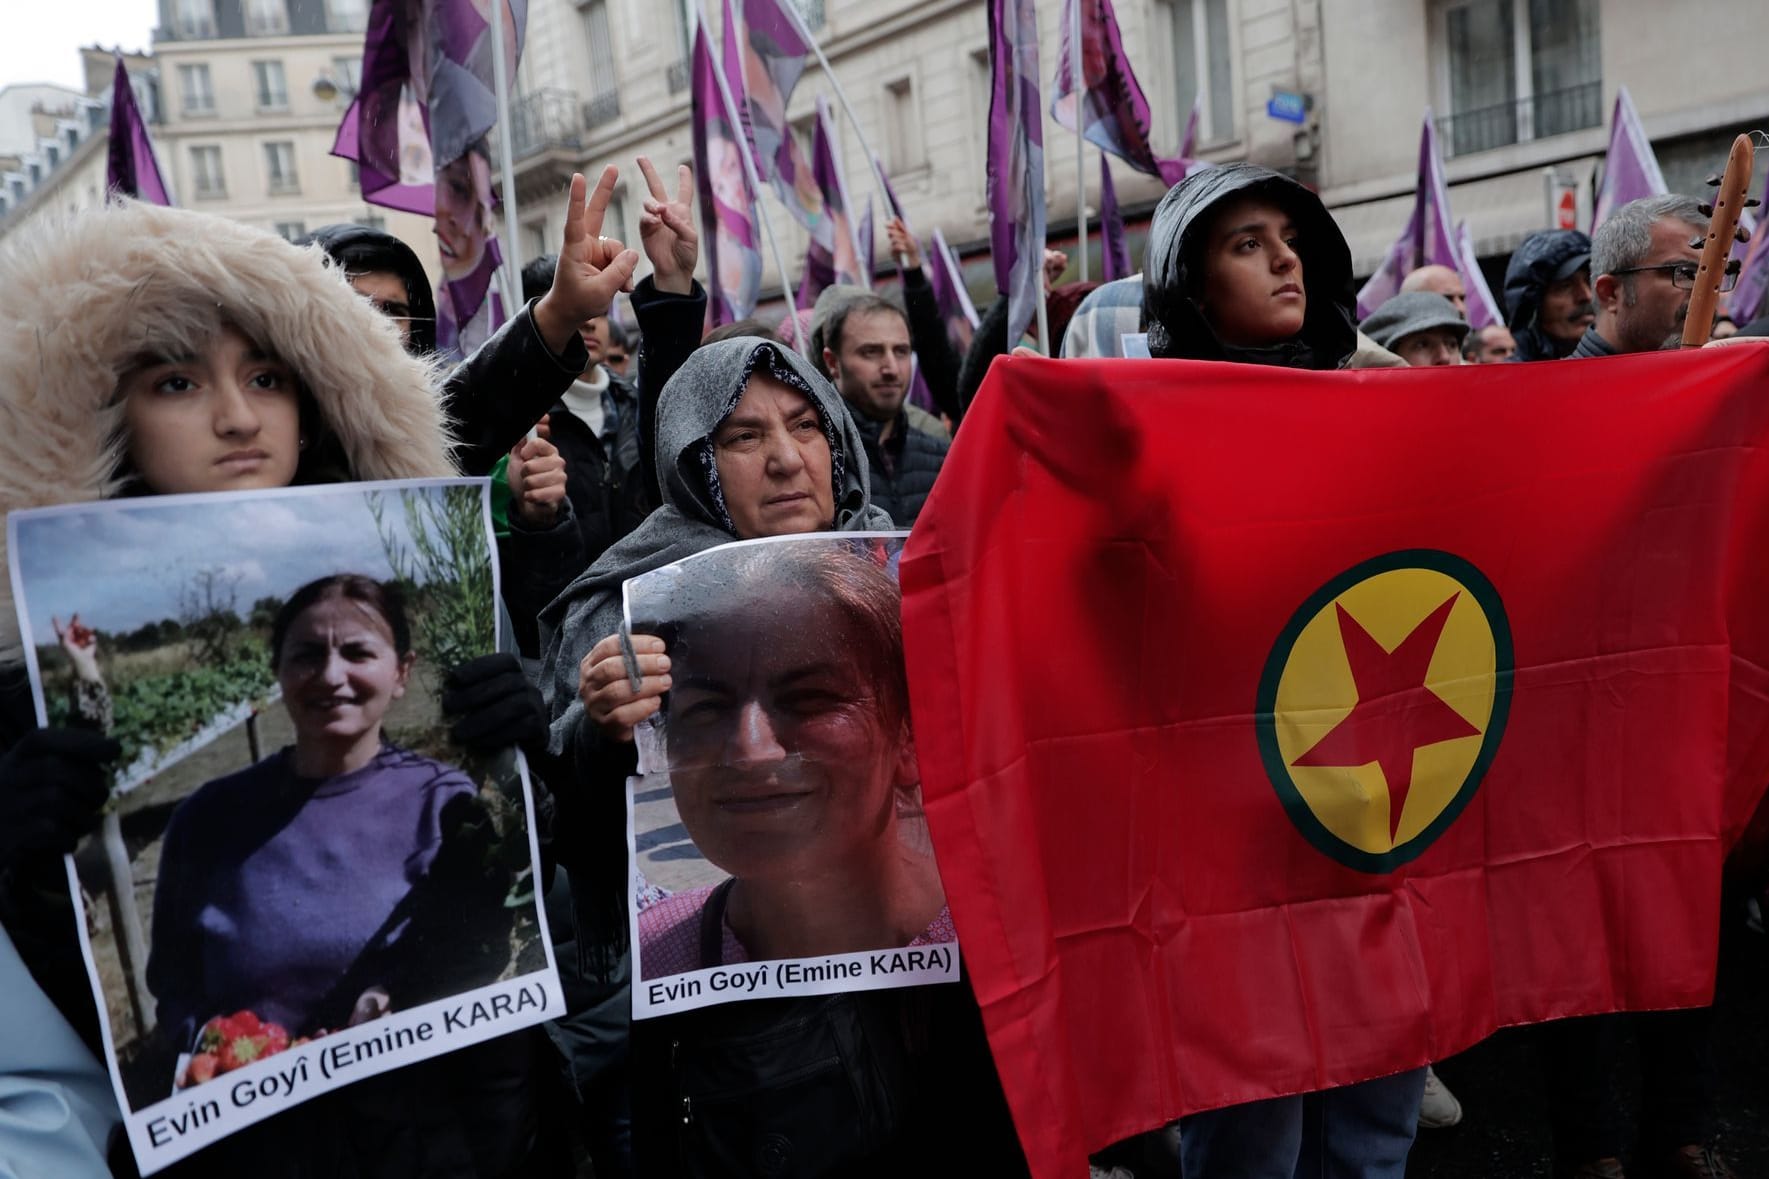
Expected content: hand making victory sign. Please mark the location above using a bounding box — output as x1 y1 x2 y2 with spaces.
637 155 699 296
532 166 641 354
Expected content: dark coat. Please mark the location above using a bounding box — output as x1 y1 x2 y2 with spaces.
444 301 592 476
1502 228 1592 363
548 373 646 566
901 267 964 422
1142 161 1358 368
856 411 950 527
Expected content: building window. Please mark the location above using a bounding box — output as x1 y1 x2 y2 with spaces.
1158 0 1233 146
173 0 217 39
264 142 299 193
792 0 824 31
191 146 225 198
334 56 364 94
253 61 288 110
178 64 215 115
244 0 290 36
883 76 924 173
363 212 386 232
273 221 306 241
582 0 623 115
1437 0 1602 156
326 0 369 34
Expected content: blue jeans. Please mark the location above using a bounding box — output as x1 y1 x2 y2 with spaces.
1178 1067 1427 1179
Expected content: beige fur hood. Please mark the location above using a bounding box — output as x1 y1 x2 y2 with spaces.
0 200 457 664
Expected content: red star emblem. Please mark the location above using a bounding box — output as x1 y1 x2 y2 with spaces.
1291 594 1480 840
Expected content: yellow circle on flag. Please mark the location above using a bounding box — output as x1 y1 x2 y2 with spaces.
1256 551 1512 872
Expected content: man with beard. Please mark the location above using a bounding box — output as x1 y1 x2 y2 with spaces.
1503 228 1594 361
1574 195 1714 358
822 294 950 526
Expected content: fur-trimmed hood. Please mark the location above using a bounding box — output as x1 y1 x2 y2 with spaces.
0 200 457 664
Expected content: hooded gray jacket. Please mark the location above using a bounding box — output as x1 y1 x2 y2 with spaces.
538 337 893 759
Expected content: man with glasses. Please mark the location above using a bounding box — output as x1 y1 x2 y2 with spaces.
1547 207 1736 1179
1575 194 1732 358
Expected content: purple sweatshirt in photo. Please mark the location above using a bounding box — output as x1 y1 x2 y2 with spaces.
146 744 477 1047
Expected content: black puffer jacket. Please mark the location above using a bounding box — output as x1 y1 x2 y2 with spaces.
855 411 950 527
1502 228 1592 363
1142 162 1358 368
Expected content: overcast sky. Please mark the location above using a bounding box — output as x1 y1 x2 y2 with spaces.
4 4 160 93
11 484 491 643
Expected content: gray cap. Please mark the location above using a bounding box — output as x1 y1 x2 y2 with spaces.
1359 292 1470 351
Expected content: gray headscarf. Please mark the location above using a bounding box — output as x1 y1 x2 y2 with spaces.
537 337 893 755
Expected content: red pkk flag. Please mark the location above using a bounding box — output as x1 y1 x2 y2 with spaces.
1591 85 1667 232
1456 221 1504 330
987 0 1048 348
899 349 1769 1179
1099 155 1132 281
1357 111 1460 318
105 57 170 205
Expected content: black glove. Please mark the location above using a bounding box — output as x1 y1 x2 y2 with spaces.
0 727 121 870
442 653 546 753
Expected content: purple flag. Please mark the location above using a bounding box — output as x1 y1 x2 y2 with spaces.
929 227 981 356
1099 155 1132 281
1592 86 1667 232
335 0 526 357
1051 0 1199 187
989 0 1047 346
1356 110 1460 319
1456 220 1504 331
1732 172 1769 324
876 152 907 224
807 97 868 290
106 57 170 205
692 22 763 326
739 0 811 180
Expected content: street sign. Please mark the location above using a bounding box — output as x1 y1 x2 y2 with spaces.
1267 91 1308 125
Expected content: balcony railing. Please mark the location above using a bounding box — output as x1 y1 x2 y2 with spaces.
510 88 583 159
796 0 825 30
666 58 691 96
583 89 621 129
1436 80 1603 158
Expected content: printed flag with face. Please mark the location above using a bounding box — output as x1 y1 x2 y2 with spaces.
1729 171 1769 324
1456 221 1504 330
336 0 527 359
1050 0 1199 187
692 21 764 326
1356 111 1460 319
731 0 825 234
929 228 981 358
807 96 869 292
106 57 171 205
988 0 1048 348
1592 86 1668 233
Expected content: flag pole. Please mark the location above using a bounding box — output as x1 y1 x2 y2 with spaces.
778 2 902 266
1071 0 1087 283
487 0 523 313
1034 275 1051 356
701 2 797 320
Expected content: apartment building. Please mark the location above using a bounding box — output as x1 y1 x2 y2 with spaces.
502 0 1769 305
150 0 436 264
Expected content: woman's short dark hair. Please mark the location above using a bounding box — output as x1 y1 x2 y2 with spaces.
270 574 412 666
644 541 907 728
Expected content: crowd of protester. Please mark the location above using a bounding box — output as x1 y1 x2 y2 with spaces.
0 143 1764 1179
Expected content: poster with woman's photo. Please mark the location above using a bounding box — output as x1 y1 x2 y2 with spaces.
622 533 959 1018
6 480 561 1174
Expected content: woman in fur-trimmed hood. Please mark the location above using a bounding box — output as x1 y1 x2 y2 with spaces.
0 200 454 667
0 203 583 1178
